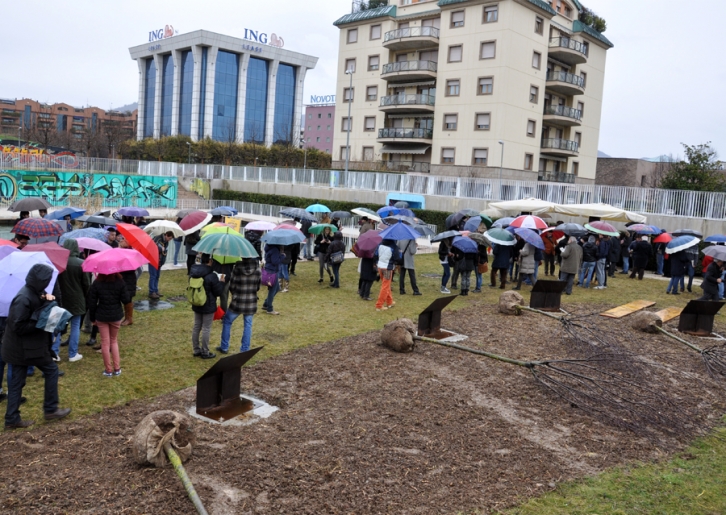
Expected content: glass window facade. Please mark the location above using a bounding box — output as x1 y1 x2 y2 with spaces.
212 50 240 141
198 47 208 140
56 114 66 132
23 105 31 128
91 112 98 133
178 50 194 136
160 54 174 136
143 58 157 138
273 64 296 144
244 57 268 143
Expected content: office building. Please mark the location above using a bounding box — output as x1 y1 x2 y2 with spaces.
332 0 612 183
303 104 336 153
129 30 318 145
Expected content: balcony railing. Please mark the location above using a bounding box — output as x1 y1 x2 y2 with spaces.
541 138 579 153
378 128 433 139
384 26 440 42
546 71 585 89
381 60 437 75
379 94 435 108
549 37 588 57
538 171 575 184
543 105 582 121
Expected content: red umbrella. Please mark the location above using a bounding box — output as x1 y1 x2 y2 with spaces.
509 215 548 231
116 223 159 269
541 229 566 241
0 239 18 248
179 211 213 234
584 221 620 237
653 233 673 244
23 243 71 273
273 224 304 237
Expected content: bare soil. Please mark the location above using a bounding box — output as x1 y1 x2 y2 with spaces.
0 303 724 515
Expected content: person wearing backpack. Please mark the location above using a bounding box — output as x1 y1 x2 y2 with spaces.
188 254 226 359
217 258 260 354
325 232 346 288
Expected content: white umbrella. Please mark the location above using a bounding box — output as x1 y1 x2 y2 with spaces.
351 208 381 222
550 203 646 223
489 197 558 214
143 220 185 238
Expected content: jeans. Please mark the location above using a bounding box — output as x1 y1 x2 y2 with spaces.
399 268 419 294
220 311 254 352
560 272 576 294
173 240 182 265
280 264 290 281
318 252 331 279
192 312 214 354
667 276 683 294
97 320 122 373
441 263 451 289
331 263 341 287
66 315 82 359
595 258 607 286
460 270 472 291
621 256 630 273
5 362 59 426
474 271 483 290
263 279 280 313
532 262 541 282
680 262 695 291
148 266 160 294
579 261 596 288
303 237 313 259
656 253 664 274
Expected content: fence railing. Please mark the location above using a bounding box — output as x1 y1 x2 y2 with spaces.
549 37 589 57
2 153 726 220
384 26 440 42
546 71 586 89
381 60 438 76
379 93 436 108
541 138 580 153
543 105 582 121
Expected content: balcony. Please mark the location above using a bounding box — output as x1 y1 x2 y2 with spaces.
381 60 437 82
383 27 440 51
538 171 576 184
548 37 588 65
543 105 582 126
378 127 433 143
379 94 435 114
546 71 585 96
541 138 579 157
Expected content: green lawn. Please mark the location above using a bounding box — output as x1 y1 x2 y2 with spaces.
11 253 726 514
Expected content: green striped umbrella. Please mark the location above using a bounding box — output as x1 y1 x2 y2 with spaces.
193 232 258 263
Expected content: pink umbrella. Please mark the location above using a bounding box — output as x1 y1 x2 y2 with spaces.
75 237 112 252
82 248 150 274
509 215 548 231
179 211 213 234
273 224 304 237
245 221 276 231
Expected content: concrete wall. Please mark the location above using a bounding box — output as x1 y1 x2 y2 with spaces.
596 158 661 188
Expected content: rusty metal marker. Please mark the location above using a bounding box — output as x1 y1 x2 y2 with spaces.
529 280 567 312
417 296 458 339
196 347 263 422
678 301 725 337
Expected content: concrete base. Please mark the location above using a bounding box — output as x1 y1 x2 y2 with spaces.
188 394 279 426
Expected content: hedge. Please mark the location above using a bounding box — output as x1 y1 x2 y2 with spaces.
213 190 452 233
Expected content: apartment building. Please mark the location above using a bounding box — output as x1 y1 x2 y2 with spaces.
332 0 612 184
303 104 336 153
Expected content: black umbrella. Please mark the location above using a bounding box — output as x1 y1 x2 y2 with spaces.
673 229 703 238
8 198 53 212
92 210 111 217
77 215 117 226
279 207 316 221
449 212 470 229
413 224 436 237
330 210 352 219
394 201 409 208
432 230 461 242
383 215 417 226
458 208 480 217
555 223 588 237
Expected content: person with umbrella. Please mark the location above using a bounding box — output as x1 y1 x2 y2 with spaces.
699 257 724 301
578 236 598 288
513 236 536 291
438 236 455 294
607 234 621 279
217 258 261 355
375 239 400 311
473 239 489 293
666 248 689 295
300 217 314 261
325 232 346 288
263 244 284 315
359 216 374 235
245 230 263 262
314 227 335 284
106 228 119 248
397 237 421 296
593 235 611 290
149 231 173 300
3 264 71 429
452 238 477 296
654 235 667 276
683 243 699 293
629 236 653 281
559 237 583 295
188 254 226 358
11 234 29 250
56 239 91 363
490 242 511 290
542 231 557 277
117 238 138 326
619 232 632 274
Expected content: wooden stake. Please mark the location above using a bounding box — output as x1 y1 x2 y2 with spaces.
164 442 209 515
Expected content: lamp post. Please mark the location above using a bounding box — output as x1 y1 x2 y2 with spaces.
111 144 115 160
498 140 504 200
301 138 308 170
186 141 191 164
344 69 354 174
17 125 21 153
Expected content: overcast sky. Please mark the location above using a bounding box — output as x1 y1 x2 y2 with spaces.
2 0 723 160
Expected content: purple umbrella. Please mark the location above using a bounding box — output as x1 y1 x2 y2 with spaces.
117 207 150 217
355 230 383 259
452 236 478 254
514 227 545 250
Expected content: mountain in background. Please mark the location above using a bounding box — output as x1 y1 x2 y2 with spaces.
597 151 610 158
113 102 138 113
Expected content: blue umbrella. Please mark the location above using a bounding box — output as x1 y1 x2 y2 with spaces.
452 236 478 254
0 252 58 316
464 216 483 232
217 205 239 215
514 227 545 250
306 204 331 213
44 207 86 221
492 217 515 228
397 208 415 218
666 235 700 254
378 206 401 218
59 228 108 244
378 221 420 241
261 229 306 246
210 207 236 217
705 234 726 243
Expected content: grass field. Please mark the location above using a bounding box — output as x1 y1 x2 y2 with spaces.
11 253 726 514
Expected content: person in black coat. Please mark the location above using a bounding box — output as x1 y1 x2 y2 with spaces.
88 273 131 376
2 264 71 429
324 232 346 288
698 260 724 301
629 236 653 281
118 237 138 326
452 246 476 296
315 227 334 283
619 233 632 274
359 256 378 301
607 235 621 278
244 230 263 261
666 250 689 295
190 254 226 359
438 237 455 294
490 243 512 289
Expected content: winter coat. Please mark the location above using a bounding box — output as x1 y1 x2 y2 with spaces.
359 222 374 235
1 264 55 367
438 241 454 267
88 275 131 323
376 243 397 271
360 257 378 282
519 242 536 274
397 240 417 270
452 247 476 272
560 242 583 275
491 244 511 269
476 244 489 266
632 241 653 269
542 234 557 256
701 261 723 295
245 231 262 260
189 263 225 315
315 233 333 255
154 235 169 268
685 245 699 269
607 237 621 262
669 250 689 276
228 260 261 315
596 239 610 260
263 245 283 273
300 220 313 238
185 230 200 256
582 242 598 262
57 239 91 316
620 235 632 258
325 233 346 264
121 270 137 299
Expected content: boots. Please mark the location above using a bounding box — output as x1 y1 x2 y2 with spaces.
120 303 133 326
499 278 506 290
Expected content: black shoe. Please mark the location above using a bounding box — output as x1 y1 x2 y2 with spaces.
0 393 6 402
400 291 406 295
44 408 71 421
318 278 323 283
87 338 97 346
413 292 422 296
5 419 34 430
329 276 334 283
687 288 692 293
201 352 217 359
20 397 27 404
60 339 69 347
215 346 228 354
193 351 202 358
291 272 296 276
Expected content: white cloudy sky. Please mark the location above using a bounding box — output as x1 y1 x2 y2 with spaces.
2 0 723 159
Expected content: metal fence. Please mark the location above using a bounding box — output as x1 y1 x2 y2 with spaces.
2 153 726 220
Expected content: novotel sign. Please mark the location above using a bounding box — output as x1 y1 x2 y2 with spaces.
310 95 336 104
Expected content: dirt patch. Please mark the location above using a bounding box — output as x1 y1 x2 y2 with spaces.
0 302 724 514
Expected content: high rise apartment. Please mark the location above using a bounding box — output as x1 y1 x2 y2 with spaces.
332 0 612 184
303 104 336 153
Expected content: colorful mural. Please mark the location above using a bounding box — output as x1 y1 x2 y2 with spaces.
0 170 176 208
0 139 80 168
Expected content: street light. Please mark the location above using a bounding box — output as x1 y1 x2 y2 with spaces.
344 69 354 174
498 140 504 200
17 125 21 153
301 138 308 170
186 141 191 164
111 144 115 160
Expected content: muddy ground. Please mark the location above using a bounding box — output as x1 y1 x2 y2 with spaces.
0 303 724 515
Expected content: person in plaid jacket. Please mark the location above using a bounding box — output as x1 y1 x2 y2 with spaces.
217 258 261 354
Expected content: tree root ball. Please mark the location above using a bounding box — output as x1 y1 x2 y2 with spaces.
498 291 525 315
133 410 195 468
381 318 417 353
631 311 663 333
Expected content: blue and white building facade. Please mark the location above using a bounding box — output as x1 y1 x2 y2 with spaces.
129 30 318 144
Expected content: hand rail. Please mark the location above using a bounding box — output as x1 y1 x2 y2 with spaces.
549 37 588 57
379 94 436 107
378 128 434 139
381 60 438 75
384 26 440 42
546 71 585 88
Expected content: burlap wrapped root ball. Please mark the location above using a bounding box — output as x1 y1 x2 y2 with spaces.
381 318 417 353
133 410 195 468
631 311 663 334
498 291 525 315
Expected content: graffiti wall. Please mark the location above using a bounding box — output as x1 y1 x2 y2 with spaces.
0 170 176 208
0 140 80 168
